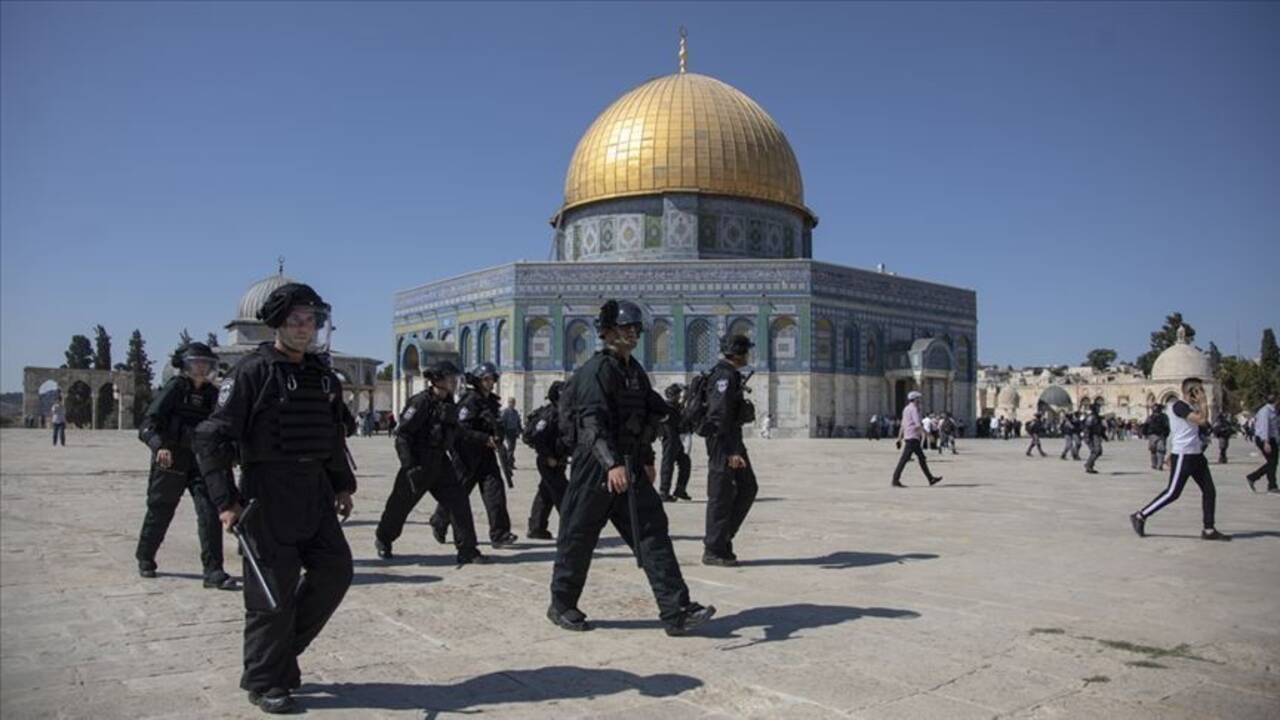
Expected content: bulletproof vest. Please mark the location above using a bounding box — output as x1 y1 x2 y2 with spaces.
457 390 498 442
613 357 650 454
409 395 457 457
244 361 338 463
168 378 216 449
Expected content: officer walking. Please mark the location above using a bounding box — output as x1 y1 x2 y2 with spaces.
1083 402 1106 474
1025 413 1047 457
501 397 521 473
428 362 518 548
375 360 487 565
524 381 570 540
548 300 715 636
135 342 236 590
701 334 758 566
1143 403 1170 470
1058 412 1079 460
195 283 356 714
658 383 693 502
1211 412 1235 464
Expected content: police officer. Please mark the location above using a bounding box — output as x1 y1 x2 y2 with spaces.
375 360 487 565
1211 412 1235 464
428 362 518 548
658 383 692 502
195 283 355 715
135 342 236 590
1144 403 1170 470
1083 402 1105 474
1025 413 1047 457
548 299 715 636
1058 412 1078 460
525 381 570 540
702 334 758 567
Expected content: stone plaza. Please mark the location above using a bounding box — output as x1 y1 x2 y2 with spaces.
2 428 1277 719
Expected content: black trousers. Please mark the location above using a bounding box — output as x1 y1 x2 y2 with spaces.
550 456 690 623
1247 438 1278 489
704 439 758 557
1139 453 1216 529
430 451 511 542
1061 433 1079 460
135 460 224 575
1147 436 1167 469
1216 437 1229 464
892 439 936 483
237 466 352 693
1026 435 1045 456
1084 436 1103 471
376 462 478 557
52 423 66 446
528 455 568 534
659 435 691 496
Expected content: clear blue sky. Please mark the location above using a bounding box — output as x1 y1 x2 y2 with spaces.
3 1 1277 391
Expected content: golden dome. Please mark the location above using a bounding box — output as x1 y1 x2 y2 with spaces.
557 72 813 224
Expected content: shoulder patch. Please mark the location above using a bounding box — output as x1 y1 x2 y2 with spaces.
458 406 470 421
217 379 235 407
535 419 547 432
716 378 730 394
402 406 417 421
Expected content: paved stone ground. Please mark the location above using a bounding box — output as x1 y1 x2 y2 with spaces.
1 428 1278 719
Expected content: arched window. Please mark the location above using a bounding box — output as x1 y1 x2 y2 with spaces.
686 319 714 369
770 316 798 369
477 324 490 364
440 329 452 343
649 319 672 366
814 318 834 370
865 335 878 371
496 320 508 367
728 318 755 365
566 321 592 369
843 324 860 370
526 318 553 363
459 327 473 370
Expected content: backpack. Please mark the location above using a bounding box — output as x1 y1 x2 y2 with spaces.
522 404 559 456
681 371 713 437
556 370 581 451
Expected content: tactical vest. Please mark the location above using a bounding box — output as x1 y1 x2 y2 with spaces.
168 378 216 450
411 396 457 458
614 357 650 455
244 361 338 463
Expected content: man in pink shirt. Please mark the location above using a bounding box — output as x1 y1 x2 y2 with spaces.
892 391 943 487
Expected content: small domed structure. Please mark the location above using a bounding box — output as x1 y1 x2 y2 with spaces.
1151 326 1212 381
1038 385 1073 409
998 386 1020 408
235 270 296 323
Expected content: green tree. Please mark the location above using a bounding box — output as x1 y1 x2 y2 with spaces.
65 382 93 428
92 325 115 427
206 332 219 348
1207 341 1222 373
1137 313 1196 377
123 330 155 427
376 363 394 381
1085 348 1117 371
64 334 94 369
178 328 193 346
1261 329 1279 373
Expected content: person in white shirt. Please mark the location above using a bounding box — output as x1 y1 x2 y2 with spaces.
1130 377 1230 541
1245 394 1277 492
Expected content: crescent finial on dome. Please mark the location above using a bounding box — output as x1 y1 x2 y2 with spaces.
678 26 687 74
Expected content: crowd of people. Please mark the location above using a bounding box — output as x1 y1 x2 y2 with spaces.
121 281 1278 715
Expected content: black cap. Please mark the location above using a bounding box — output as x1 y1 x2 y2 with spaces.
720 333 755 357
170 341 218 368
547 380 565 404
423 359 461 381
594 299 646 336
258 283 329 329
471 361 499 380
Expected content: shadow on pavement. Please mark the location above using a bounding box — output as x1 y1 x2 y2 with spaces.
296 666 702 717
591 603 920 647
738 551 938 569
350 572 442 586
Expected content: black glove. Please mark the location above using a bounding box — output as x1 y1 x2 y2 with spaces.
895 439 902 450
406 466 434 494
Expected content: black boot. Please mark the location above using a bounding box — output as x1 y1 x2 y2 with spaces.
248 688 296 714
547 605 591 632
665 603 717 637
138 560 157 579
375 539 393 559
203 569 239 590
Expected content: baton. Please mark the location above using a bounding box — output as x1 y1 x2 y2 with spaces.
231 500 278 611
623 455 644 568
494 442 514 489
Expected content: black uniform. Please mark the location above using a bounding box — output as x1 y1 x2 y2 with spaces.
1211 415 1234 464
1145 410 1170 470
525 401 570 537
549 349 693 624
1083 409 1105 473
702 359 758 560
658 400 691 499
1025 418 1046 457
1059 415 1079 460
135 375 226 579
428 388 513 544
376 389 481 562
194 343 355 694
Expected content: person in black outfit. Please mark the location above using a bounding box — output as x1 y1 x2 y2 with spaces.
548 299 715 637
1144 404 1170 471
1211 412 1235 464
1058 413 1079 460
135 342 237 590
194 283 356 714
428 362 517 548
375 360 487 565
701 334 758 567
525 381 570 540
659 383 692 502
1025 413 1047 457
1083 403 1105 474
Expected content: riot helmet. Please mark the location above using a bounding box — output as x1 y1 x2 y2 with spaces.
171 341 219 384
258 283 333 354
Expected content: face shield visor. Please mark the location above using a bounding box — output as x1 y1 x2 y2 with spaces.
182 357 219 383
279 305 333 354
